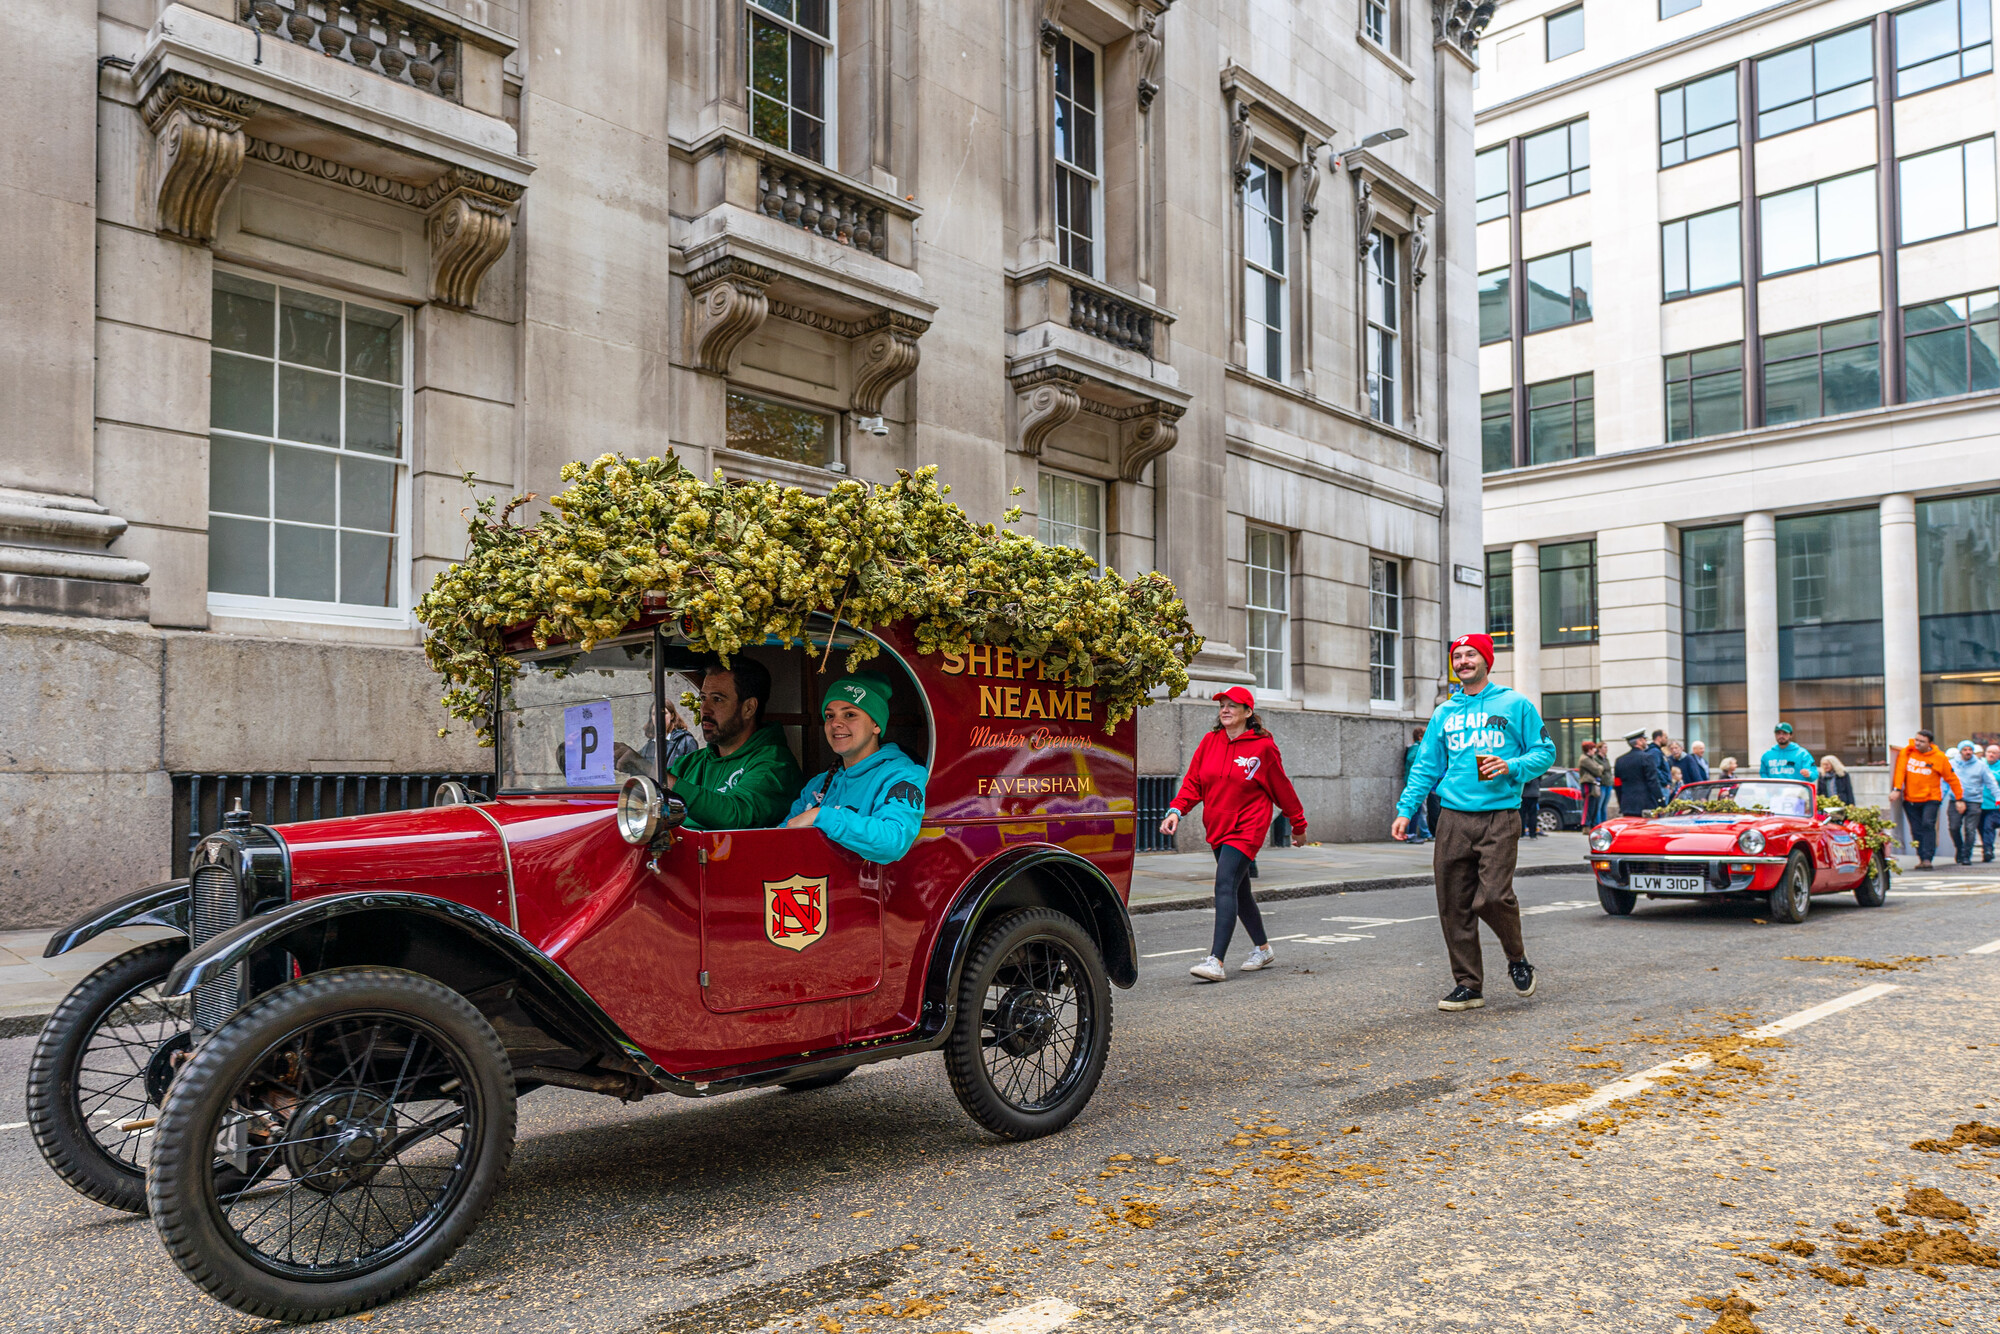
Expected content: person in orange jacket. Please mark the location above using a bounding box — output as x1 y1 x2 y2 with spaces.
1892 729 1963 870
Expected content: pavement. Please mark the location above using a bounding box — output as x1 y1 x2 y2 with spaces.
2 862 1996 1332
0 836 1591 1033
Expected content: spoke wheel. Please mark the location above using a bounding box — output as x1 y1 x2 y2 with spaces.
28 939 190 1213
945 908 1111 1140
1537 806 1562 835
1768 854 1813 924
148 968 515 1322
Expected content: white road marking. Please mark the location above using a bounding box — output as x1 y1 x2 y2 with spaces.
1141 948 1206 959
0 1121 26 1131
967 1298 1081 1333
1294 934 1372 944
1894 890 2000 897
1519 900 1599 916
1322 914 1432 927
1520 983 1900 1126
1969 938 2000 955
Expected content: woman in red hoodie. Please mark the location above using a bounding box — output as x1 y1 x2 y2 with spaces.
1160 687 1309 982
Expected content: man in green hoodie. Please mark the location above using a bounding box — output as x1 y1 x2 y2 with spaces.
663 658 803 830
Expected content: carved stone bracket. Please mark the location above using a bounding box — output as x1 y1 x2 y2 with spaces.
139 74 261 244
1355 178 1377 258
1410 213 1431 290
1120 404 1183 483
850 313 926 416
1012 368 1085 458
1229 99 1253 191
1039 0 1065 51
1301 141 1324 232
686 258 775 374
1433 1 1497 57
1134 8 1164 112
427 170 522 309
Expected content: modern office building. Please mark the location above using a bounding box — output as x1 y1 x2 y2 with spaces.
1473 0 2000 799
0 1 1492 925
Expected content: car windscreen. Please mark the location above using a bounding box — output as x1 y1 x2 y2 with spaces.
499 634 657 792
1675 780 1813 817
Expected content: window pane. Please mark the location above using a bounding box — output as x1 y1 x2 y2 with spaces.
278 366 341 446
1764 328 1820 361
342 456 398 532
1547 5 1584 60
1662 0 1703 17
1968 138 1998 229
1569 246 1593 321
1667 380 1694 442
1691 368 1745 436
1482 392 1514 471
279 289 342 371
1684 525 1746 633
1764 351 1821 423
1692 344 1742 375
213 273 275 358
1687 69 1737 132
209 435 268 518
274 523 337 602
1663 220 1690 297
1899 0 1962 70
1821 344 1881 414
751 15 788 100
1818 171 1878 261
1525 253 1573 331
273 445 335 525
340 532 395 607
1660 88 1686 145
208 516 269 597
1688 206 1741 290
1815 27 1874 95
1476 145 1509 221
1760 185 1818 273
1524 125 1572 187
346 379 401 456
344 305 402 383
1901 145 1966 243
1479 268 1511 343
1907 327 1968 399
1758 47 1813 115
1528 403 1575 462
211 351 273 436
726 391 832 466
1824 315 1879 348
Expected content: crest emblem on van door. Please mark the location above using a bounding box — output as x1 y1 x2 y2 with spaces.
764 874 829 952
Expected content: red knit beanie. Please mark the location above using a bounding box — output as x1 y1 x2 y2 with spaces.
1450 633 1496 669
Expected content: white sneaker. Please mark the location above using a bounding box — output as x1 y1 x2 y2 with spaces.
1189 955 1227 983
1239 943 1276 971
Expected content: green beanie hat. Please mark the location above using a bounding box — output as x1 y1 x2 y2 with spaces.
823 672 893 734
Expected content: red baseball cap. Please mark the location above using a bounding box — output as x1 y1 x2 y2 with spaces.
1214 686 1257 708
1449 633 1496 669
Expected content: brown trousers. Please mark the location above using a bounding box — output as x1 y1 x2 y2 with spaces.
1432 808 1527 991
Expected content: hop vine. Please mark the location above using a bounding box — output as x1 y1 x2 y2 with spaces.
417 454 1204 741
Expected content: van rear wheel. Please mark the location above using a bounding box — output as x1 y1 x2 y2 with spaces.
944 908 1111 1141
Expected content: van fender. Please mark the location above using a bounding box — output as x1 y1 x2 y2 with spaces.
163 891 690 1094
920 845 1137 1039
44 879 190 958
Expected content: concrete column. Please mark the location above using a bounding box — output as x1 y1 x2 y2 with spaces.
1510 541 1542 707
1880 494 1921 759
1596 523 1681 746
1743 511 1780 744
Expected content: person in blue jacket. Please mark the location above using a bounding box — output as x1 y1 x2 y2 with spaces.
785 672 928 863
1390 633 1556 1013
1758 721 1816 779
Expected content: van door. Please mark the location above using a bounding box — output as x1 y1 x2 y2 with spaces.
697 827 885 1013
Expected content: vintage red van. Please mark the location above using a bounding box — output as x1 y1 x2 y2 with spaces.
28 612 1138 1320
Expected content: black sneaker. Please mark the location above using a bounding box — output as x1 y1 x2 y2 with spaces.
1438 986 1484 1011
1509 959 1537 997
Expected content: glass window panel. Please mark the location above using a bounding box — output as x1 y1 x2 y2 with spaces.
1757 47 1814 116
1906 327 1969 399
209 435 269 518
1663 220 1690 297
751 91 788 146
278 366 341 446
1525 252 1574 331
1918 490 2000 616
1972 314 2000 390
751 15 788 99
1524 125 1572 187
1763 350 1822 424
1900 0 1963 69
795 0 829 36
1662 0 1702 17
341 456 397 532
1816 27 1874 95
1692 344 1742 375
274 523 337 602
211 351 274 436
1528 404 1575 461
1765 328 1821 361
344 305 402 383
1821 344 1882 414
1691 367 1745 437
213 273 275 358
1660 88 1685 146
1906 298 1966 332
1684 525 1746 634
1969 138 1999 229
346 380 401 456
726 391 833 466
1825 314 1879 348
1667 382 1694 442
1546 5 1584 60
1818 171 1878 261
273 445 336 525
1479 268 1511 343
1685 70 1737 133
279 289 342 371
1475 146 1510 222
340 532 395 607
1901 143 1967 243
208 515 269 597
1760 185 1819 273
1687 206 1741 291
1482 391 1513 472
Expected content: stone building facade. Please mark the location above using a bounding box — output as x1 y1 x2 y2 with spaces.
0 0 1487 928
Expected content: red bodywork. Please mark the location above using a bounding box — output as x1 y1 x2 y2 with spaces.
1589 779 1874 899
271 620 1135 1080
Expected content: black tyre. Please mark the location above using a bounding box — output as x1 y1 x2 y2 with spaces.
1597 884 1636 916
1768 853 1813 924
1855 849 1891 907
147 968 515 1322
779 1068 853 1093
944 908 1112 1141
27 939 190 1213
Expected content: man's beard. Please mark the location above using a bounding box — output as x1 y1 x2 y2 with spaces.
706 711 747 748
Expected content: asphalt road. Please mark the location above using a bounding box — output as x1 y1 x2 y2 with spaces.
3 866 1998 1334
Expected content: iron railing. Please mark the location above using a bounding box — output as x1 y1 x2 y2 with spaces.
1136 775 1178 853
172 772 489 877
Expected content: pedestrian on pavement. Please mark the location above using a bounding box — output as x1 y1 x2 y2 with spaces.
1650 729 1674 793
1576 740 1609 829
1519 771 1542 838
1817 754 1855 807
1403 726 1433 845
1161 687 1308 983
1391 633 1555 1012
1946 740 1998 865
1759 722 1817 779
1891 730 1962 870
1666 740 1690 792
1613 730 1668 817
1683 741 1710 784
1983 743 2000 862
1718 756 1739 779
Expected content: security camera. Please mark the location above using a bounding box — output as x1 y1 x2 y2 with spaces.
855 414 890 438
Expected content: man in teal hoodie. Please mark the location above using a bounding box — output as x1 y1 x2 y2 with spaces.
1392 633 1555 1012
786 673 929 863
1757 722 1816 779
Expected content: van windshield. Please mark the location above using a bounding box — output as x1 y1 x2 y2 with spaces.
499 635 657 792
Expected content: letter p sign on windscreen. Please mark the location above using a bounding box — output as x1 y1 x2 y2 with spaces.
564 700 615 786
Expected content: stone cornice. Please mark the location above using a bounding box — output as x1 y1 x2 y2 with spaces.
244 138 524 208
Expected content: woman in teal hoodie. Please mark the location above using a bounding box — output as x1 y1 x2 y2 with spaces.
785 672 929 863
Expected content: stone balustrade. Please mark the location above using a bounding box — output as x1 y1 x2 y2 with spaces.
1068 284 1156 358
756 159 889 257
236 0 463 102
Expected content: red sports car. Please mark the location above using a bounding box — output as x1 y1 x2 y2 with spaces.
1587 778 1889 921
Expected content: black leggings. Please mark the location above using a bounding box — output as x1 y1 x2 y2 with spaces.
1211 845 1268 958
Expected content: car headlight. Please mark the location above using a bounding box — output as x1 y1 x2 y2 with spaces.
1588 826 1615 853
617 774 662 845
1737 828 1766 855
